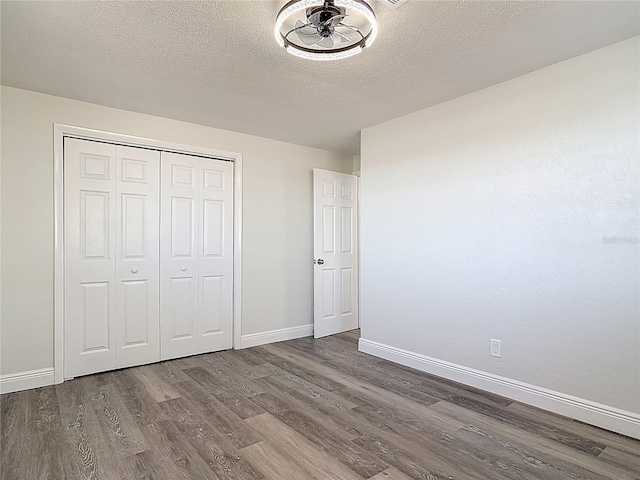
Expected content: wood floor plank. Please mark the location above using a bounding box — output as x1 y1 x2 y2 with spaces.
288 338 491 411
368 467 414 480
2 329 638 480
0 391 65 480
430 399 639 480
122 449 171 480
56 380 130 480
443 395 608 457
452 422 605 480
253 344 347 391
597 445 640 473
248 388 389 478
231 348 270 366
254 363 358 411
0 429 66 480
239 439 323 480
245 412 365 480
251 377 363 441
158 397 266 479
352 432 465 480
506 401 640 455
111 369 169 427
249 391 389 478
176 378 264 449
268 342 466 432
132 365 183 402
338 341 517 416
205 350 266 380
295 335 518 413
1 391 28 475
89 383 149 456
255 375 369 440
28 386 62 433
148 360 193 385
198 354 268 396
140 420 219 480
344 404 520 480
182 366 266 420
342 386 465 437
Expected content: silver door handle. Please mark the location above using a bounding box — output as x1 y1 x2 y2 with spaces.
315 259 324 265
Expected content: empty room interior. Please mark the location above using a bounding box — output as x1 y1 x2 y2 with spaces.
1 1 639 479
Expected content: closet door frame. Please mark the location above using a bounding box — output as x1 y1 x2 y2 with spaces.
53 124 243 384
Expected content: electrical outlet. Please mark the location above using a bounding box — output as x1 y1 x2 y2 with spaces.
490 339 501 358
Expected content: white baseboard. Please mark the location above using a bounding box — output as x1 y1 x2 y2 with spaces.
240 324 313 349
359 338 640 440
0 367 55 394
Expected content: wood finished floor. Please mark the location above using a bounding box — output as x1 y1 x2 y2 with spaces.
1 330 639 480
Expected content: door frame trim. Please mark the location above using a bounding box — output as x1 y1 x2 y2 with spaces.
53 124 243 384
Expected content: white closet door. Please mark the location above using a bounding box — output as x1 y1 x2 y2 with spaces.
160 152 200 359
160 152 233 360
65 138 161 377
65 138 117 377
115 146 160 368
199 158 233 353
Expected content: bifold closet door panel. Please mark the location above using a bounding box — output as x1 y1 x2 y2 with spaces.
160 152 234 360
160 152 200 360
64 138 118 378
65 138 232 375
115 145 161 369
198 157 233 353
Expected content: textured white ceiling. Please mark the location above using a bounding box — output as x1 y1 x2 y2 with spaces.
1 1 638 154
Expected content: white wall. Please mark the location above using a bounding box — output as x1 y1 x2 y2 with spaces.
360 38 639 413
352 154 361 173
0 86 351 375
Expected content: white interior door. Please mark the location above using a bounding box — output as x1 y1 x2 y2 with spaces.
115 145 160 368
160 152 233 360
65 138 117 377
313 169 359 338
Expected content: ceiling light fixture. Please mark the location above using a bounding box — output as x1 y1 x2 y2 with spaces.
275 0 377 61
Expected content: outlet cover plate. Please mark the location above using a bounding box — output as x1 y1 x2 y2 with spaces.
490 339 502 358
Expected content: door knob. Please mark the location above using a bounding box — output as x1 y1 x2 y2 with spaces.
131 268 138 274
316 259 324 265
181 266 187 271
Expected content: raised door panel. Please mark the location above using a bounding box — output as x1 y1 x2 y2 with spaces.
171 197 195 257
115 146 160 368
322 205 336 254
122 280 149 346
322 269 336 320
340 207 354 254
203 200 223 258
198 158 233 353
121 194 146 259
81 282 111 353
160 152 200 360
201 276 223 335
340 268 353 315
81 191 110 259
170 277 197 338
65 138 117 377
